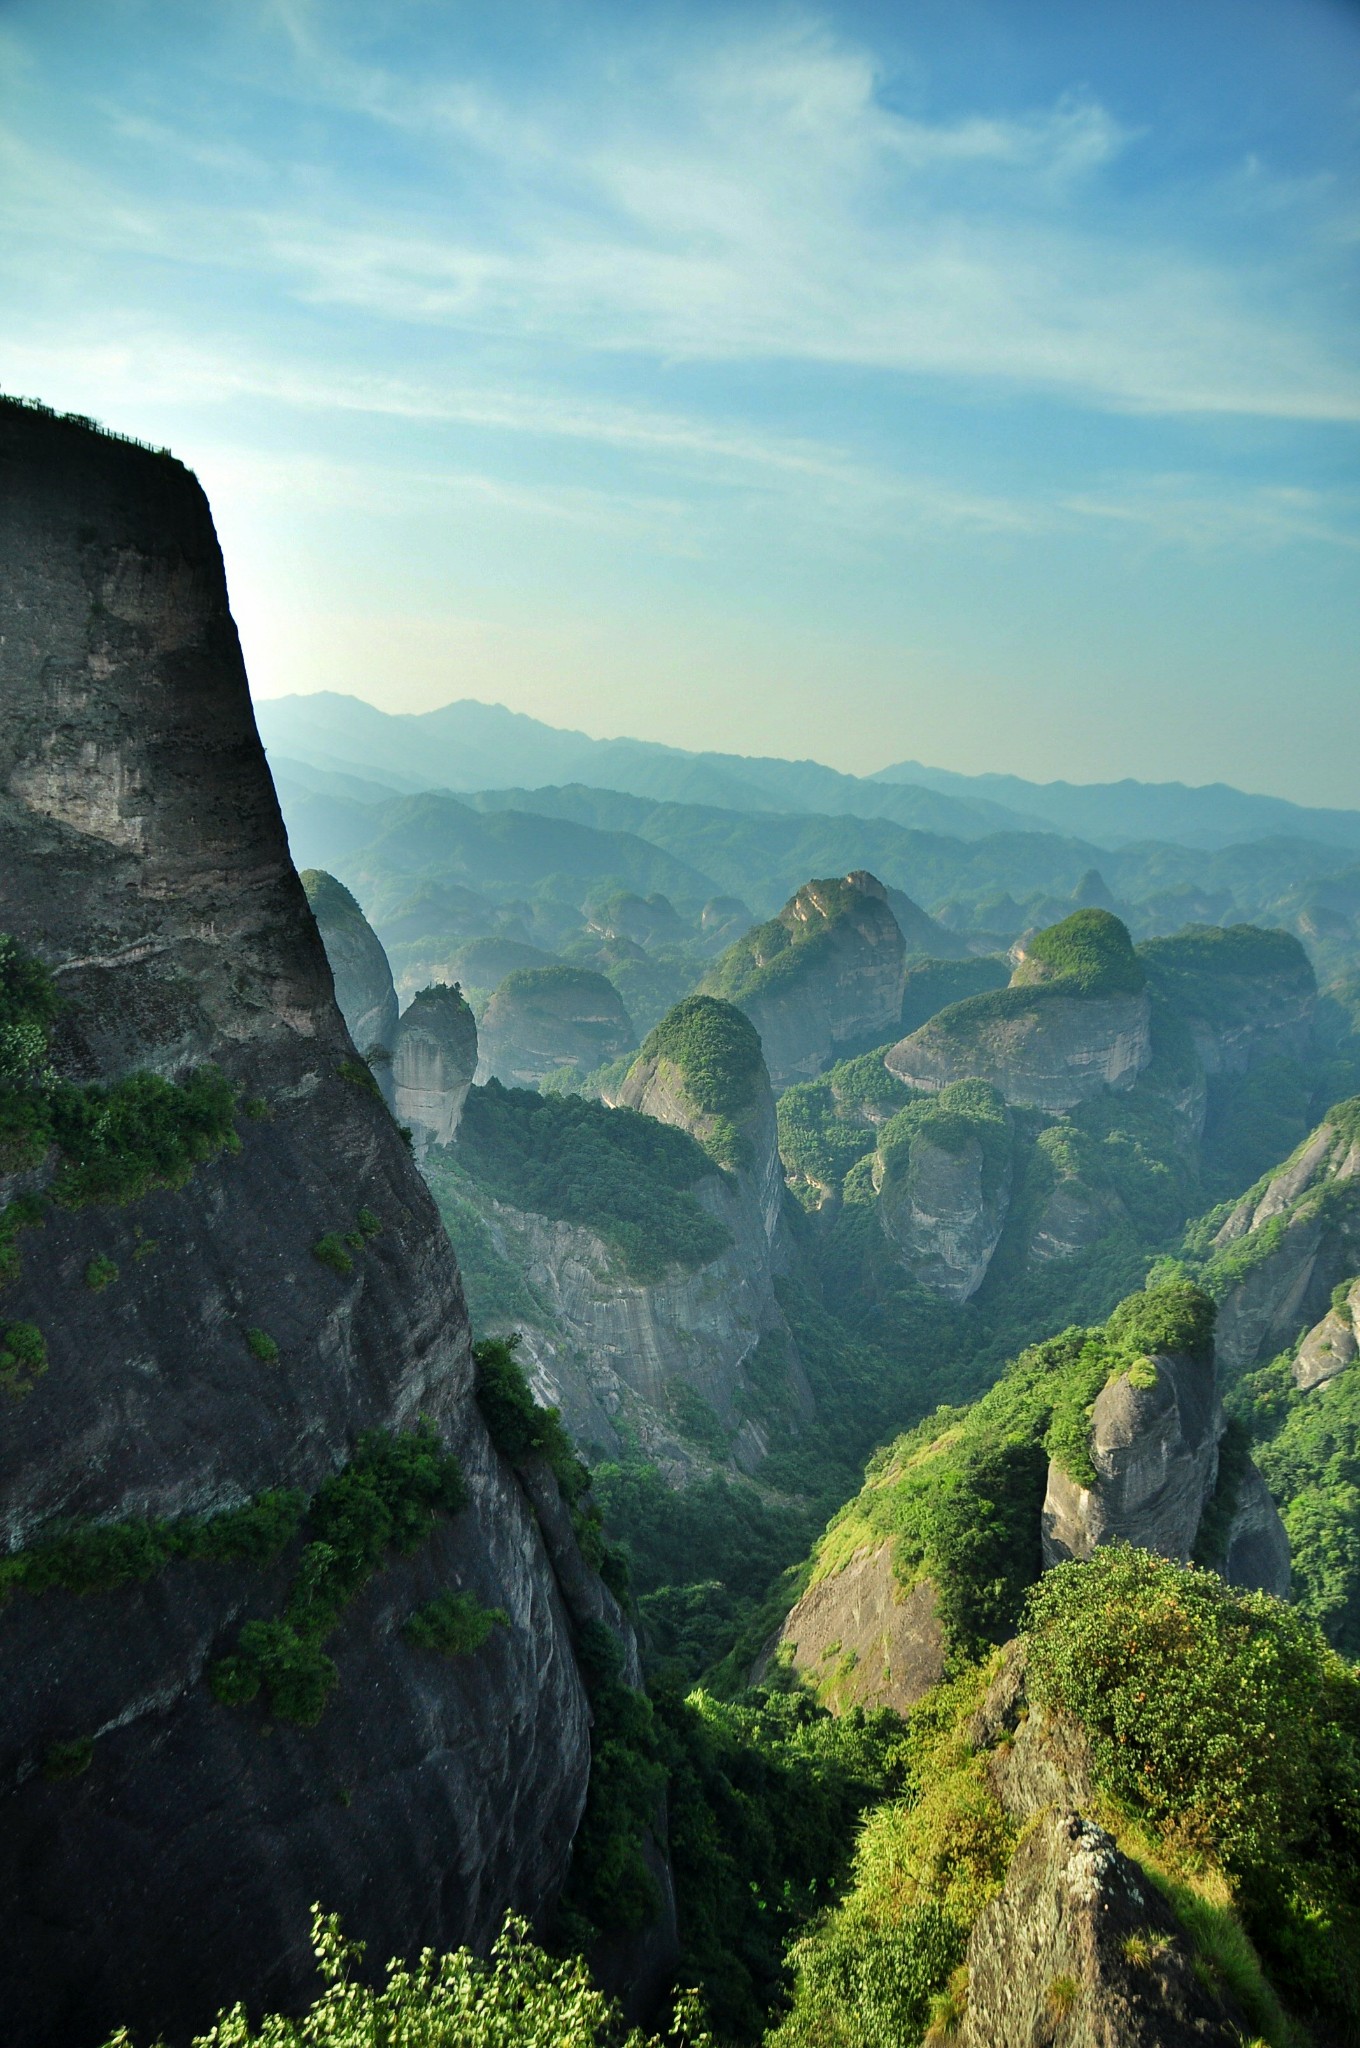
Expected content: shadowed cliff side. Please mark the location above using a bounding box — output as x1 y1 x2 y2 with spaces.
0 400 606 2048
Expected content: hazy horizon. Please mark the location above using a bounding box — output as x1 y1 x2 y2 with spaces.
2 0 1357 803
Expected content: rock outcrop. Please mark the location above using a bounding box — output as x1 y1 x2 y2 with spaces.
873 1082 1013 1301
391 982 478 1152
301 868 399 1058
886 911 1152 1114
0 401 605 2048
1042 1353 1221 1569
437 1000 811 1478
764 1546 945 1713
1040 1341 1288 1600
955 1648 1246 2048
1201 1099 1360 1376
1292 1275 1360 1391
960 1810 1242 2048
477 964 634 1088
1138 923 1317 1075
702 872 907 1087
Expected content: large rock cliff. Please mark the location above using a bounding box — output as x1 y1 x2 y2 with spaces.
1138 923 1317 1075
702 872 907 1087
390 981 478 1152
885 909 1153 1114
0 401 602 2047
1195 1098 1360 1376
872 1081 1013 1301
301 868 399 1059
477 964 634 1089
449 1001 809 1477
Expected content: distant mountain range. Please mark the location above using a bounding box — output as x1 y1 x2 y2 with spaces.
256 691 1360 855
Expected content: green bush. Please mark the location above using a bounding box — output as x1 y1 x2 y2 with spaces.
474 1337 588 1500
41 1737 94 1782
311 1233 353 1277
211 1425 467 1725
84 1255 118 1291
95 1907 714 2048
1 1489 306 1600
405 1591 508 1657
457 1080 730 1283
0 1319 47 1398
245 1327 279 1363
47 1066 238 1207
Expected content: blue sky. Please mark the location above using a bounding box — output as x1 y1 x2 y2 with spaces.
1 0 1357 801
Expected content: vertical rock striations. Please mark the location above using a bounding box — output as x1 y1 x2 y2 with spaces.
391 981 478 1151
0 400 598 2048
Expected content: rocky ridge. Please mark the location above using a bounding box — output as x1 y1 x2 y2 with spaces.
301 868 399 1059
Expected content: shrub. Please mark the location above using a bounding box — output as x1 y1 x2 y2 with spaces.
1024 1548 1330 1870
405 1591 508 1657
474 1338 588 1501
91 1906 714 2048
338 1057 381 1099
84 1255 119 1291
47 1065 238 1207
0 1319 47 1398
245 1327 279 1363
41 1737 93 1782
355 1206 382 1238
311 1233 354 1277
211 1425 467 1725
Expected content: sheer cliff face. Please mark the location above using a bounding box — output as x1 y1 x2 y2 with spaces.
445 1021 811 1480
302 869 400 1057
1208 1103 1360 1376
886 986 1153 1113
0 407 592 2048
391 982 478 1151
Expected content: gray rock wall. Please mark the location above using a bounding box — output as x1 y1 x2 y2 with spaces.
0 403 596 2047
887 988 1153 1113
391 982 478 1151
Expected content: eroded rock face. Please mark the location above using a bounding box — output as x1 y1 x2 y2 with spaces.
1209 1107 1360 1376
886 983 1152 1114
1042 1355 1221 1569
705 872 907 1087
1222 1461 1291 1600
1140 926 1317 1076
875 1117 1013 1302
764 1546 945 1713
0 403 597 2048
1293 1278 1360 1390
391 982 478 1151
302 869 399 1058
477 965 634 1088
459 1019 811 1477
960 1810 1242 2048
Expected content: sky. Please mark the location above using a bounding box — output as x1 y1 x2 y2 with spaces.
1 0 1358 803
